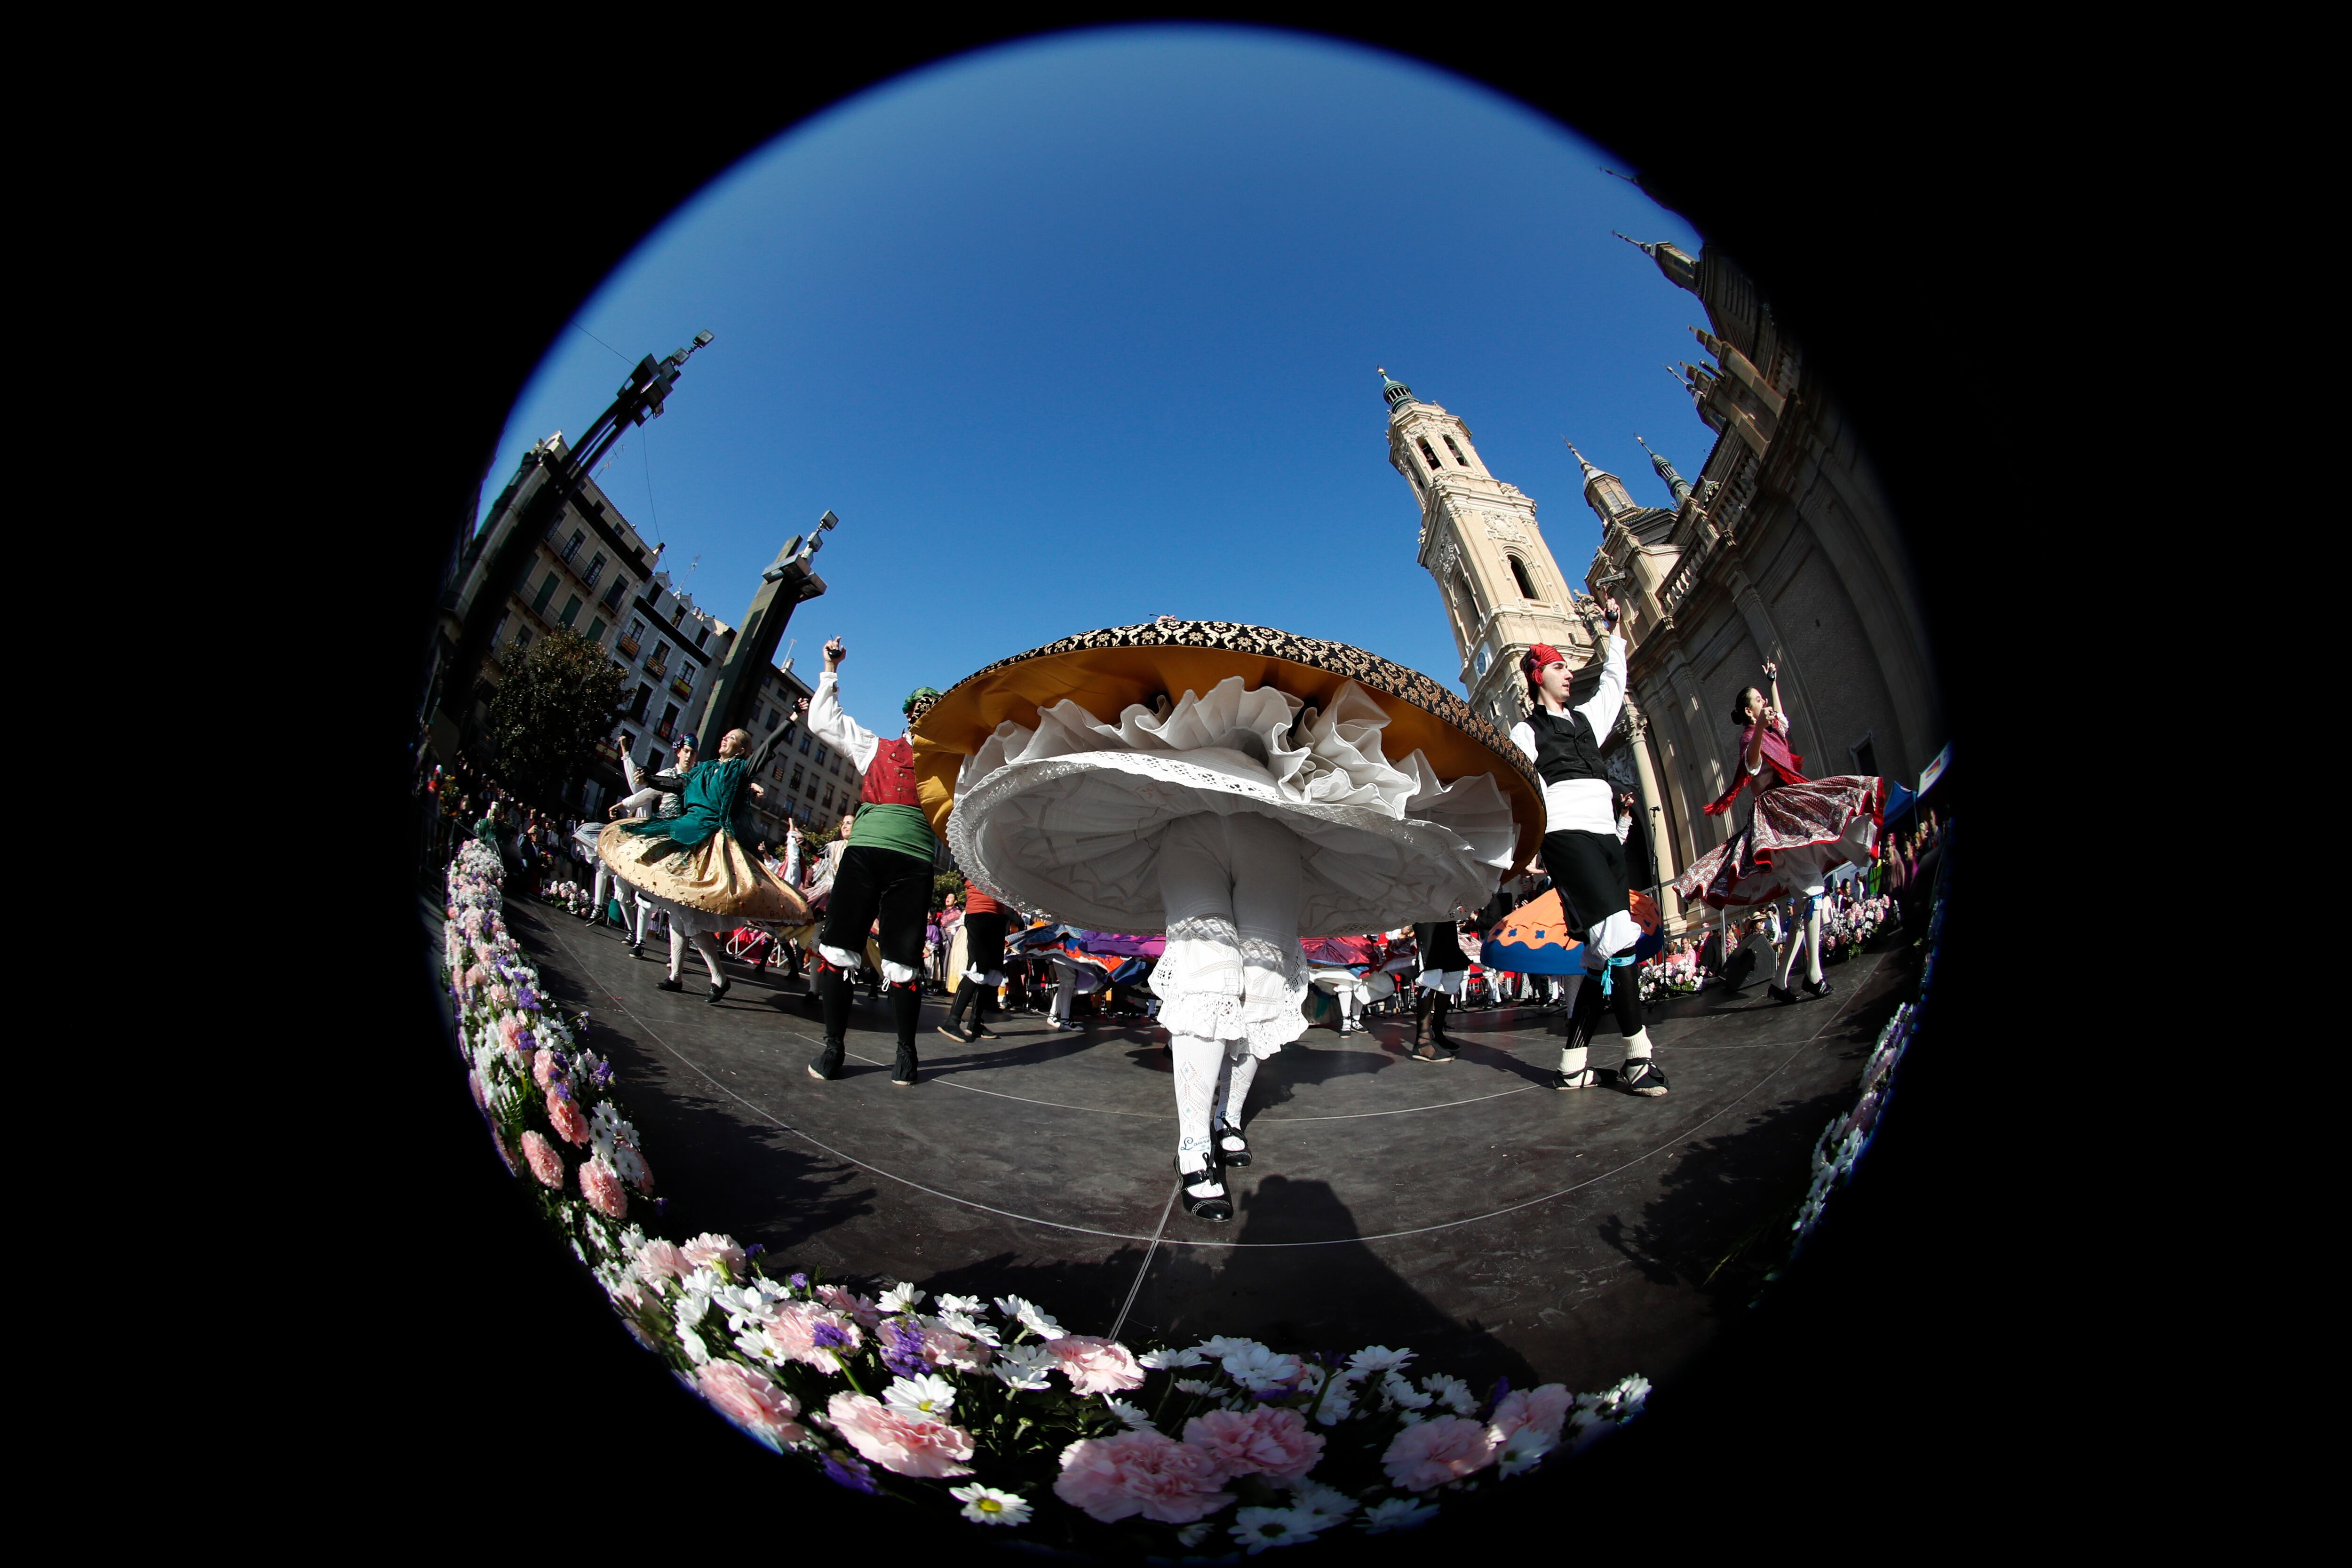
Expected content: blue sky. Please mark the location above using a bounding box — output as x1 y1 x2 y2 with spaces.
478 24 1708 739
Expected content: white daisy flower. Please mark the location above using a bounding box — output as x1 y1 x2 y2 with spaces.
995 1295 1067 1340
938 1309 1003 1346
991 1343 1055 1392
1603 1373 1652 1418
1221 1344 1305 1392
676 1324 710 1366
1380 1371 1431 1409
1195 1334 1266 1360
1348 1345 1415 1375
883 1372 958 1419
936 1293 987 1315
1175 1523 1214 1549
1311 1384 1356 1425
1174 1378 1224 1397
1139 1345 1208 1370
1421 1373 1477 1415
879 1281 927 1313
947 1484 1030 1527
1231 1505 1320 1553
1103 1398 1153 1429
1282 1480 1358 1525
1497 1425 1557 1477
1359 1496 1441 1534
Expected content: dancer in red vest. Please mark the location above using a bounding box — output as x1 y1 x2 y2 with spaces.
800 636 946 1087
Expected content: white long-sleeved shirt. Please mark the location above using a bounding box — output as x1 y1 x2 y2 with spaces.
1508 632 1627 836
805 670 885 775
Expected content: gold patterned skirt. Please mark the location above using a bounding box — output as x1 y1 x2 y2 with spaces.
597 821 808 930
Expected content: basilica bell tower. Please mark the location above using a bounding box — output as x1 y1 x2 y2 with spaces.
1380 370 1596 732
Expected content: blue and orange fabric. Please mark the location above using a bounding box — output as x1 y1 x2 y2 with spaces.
1482 889 1662 974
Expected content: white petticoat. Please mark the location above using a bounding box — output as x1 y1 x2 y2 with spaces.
641 892 734 939
946 676 1517 936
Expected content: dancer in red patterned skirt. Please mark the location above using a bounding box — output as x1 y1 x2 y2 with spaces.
1672 660 1881 1004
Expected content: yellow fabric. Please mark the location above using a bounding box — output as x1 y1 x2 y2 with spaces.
910 643 1546 871
597 821 808 923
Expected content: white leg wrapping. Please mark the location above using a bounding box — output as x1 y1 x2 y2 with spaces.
1216 1048 1260 1133
1589 909 1641 959
818 943 865 973
1170 1033 1225 1190
879 959 919 985
667 928 687 981
691 934 724 985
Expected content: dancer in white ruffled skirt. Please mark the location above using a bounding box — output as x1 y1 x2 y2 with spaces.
932 626 1537 1224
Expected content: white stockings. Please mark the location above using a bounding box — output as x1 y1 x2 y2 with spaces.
1171 1032 1260 1192
668 929 723 984
1775 900 1824 987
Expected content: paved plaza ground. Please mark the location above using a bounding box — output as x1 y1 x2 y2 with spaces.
435 895 1916 1396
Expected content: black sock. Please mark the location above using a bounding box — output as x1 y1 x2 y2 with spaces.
820 967 851 1044
893 982 921 1049
1610 970 1643 1037
947 979 972 1029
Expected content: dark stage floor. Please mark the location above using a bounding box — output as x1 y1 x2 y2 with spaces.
442 897 1915 1396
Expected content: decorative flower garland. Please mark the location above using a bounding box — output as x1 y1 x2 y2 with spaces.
438 840 1650 1552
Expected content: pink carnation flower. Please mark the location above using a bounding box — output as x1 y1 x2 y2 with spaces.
546 1089 591 1146
815 1283 882 1325
1380 1415 1500 1492
681 1233 747 1275
697 1361 808 1449
463 963 486 991
532 1049 560 1090
825 1391 975 1478
519 1130 565 1190
920 1326 993 1371
1054 1429 1235 1524
579 1155 628 1219
1049 1335 1146 1395
636 1239 689 1281
763 1302 864 1371
496 1014 523 1050
1182 1406 1325 1483
1490 1385 1574 1444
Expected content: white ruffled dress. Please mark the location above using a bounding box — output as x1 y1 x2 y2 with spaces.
947 676 1516 1059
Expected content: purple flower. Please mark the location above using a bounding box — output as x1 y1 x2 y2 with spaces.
516 1030 536 1053
746 1243 765 1257
880 1318 928 1379
822 1453 878 1494
591 1062 614 1086
789 1273 809 1290
1488 1377 1510 1417
811 1322 851 1352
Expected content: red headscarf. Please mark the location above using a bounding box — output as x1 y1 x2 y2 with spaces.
1520 644 1565 683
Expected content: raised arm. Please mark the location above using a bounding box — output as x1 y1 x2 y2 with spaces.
1574 597 1629 738
621 749 644 793
805 638 882 771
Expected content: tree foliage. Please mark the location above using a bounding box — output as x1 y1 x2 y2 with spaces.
484 627 626 806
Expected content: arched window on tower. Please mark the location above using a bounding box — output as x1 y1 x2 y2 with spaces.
1509 557 1539 599
1442 434 1470 466
1416 437 1442 472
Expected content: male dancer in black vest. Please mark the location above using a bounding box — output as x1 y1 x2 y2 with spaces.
799 636 946 1088
1507 596 1667 1096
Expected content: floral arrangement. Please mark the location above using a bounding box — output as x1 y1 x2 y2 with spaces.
438 839 1651 1553
540 878 596 917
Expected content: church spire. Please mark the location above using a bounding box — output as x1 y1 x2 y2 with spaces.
1613 231 1700 294
1635 433 1692 507
1565 439 1636 526
1377 366 1416 412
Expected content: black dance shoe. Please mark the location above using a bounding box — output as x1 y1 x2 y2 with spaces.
807 1041 845 1081
1176 1156 1232 1223
628 942 645 960
707 979 731 1005
935 1022 972 1044
969 1021 1000 1040
1618 1057 1671 1097
891 1045 920 1087
1767 982 1797 1004
1551 1068 1597 1091
1215 1124 1251 1167
1411 1039 1458 1064
655 977 683 993
1802 975 1835 999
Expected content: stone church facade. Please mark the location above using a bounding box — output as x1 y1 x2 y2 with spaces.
1380 240 1939 934
1582 237 1941 930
